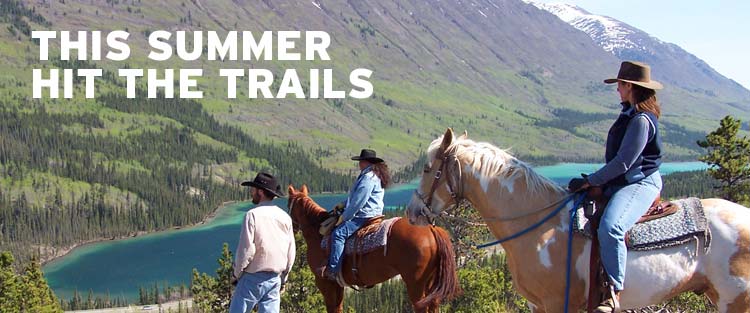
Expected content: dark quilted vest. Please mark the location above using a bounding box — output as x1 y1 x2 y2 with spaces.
605 106 662 186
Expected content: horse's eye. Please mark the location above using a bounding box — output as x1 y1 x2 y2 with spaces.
423 164 431 173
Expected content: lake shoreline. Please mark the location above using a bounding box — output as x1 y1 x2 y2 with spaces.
45 162 709 301
41 200 235 266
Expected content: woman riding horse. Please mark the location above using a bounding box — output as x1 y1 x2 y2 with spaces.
568 61 664 312
408 128 750 312
318 149 390 281
288 184 461 313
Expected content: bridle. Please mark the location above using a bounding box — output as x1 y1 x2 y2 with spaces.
414 147 463 223
414 146 572 225
287 196 301 231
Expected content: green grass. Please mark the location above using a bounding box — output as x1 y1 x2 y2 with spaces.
0 0 744 221
0 166 145 210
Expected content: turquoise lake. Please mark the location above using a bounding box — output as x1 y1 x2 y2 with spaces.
43 162 707 301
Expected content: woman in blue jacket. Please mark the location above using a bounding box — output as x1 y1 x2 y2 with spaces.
320 149 390 281
568 61 664 313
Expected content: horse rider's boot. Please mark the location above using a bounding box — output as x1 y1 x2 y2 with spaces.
594 287 621 313
323 268 338 281
315 264 338 281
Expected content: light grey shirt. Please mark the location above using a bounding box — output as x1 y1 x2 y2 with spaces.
233 201 296 283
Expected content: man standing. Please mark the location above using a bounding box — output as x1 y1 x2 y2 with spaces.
230 172 295 313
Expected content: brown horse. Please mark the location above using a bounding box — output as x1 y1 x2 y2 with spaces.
287 185 461 313
407 128 750 312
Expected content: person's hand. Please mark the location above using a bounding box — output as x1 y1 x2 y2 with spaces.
280 283 287 295
333 202 345 213
231 277 238 286
567 177 590 192
335 215 344 226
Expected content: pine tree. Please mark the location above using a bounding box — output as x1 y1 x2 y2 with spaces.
19 256 62 312
0 251 21 312
281 233 324 312
216 243 234 309
154 282 160 304
86 289 94 309
697 115 750 205
190 243 239 313
191 268 219 313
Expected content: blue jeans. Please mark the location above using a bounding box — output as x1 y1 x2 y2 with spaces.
229 271 281 313
328 217 369 273
599 171 662 291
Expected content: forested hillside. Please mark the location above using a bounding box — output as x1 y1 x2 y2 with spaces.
1 0 747 265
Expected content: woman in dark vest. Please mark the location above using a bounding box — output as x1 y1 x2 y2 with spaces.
568 61 663 313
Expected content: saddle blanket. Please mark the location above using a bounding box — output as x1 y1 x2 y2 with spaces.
321 217 399 255
574 197 711 251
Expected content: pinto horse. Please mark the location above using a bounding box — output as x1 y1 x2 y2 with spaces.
287 185 461 313
406 128 750 313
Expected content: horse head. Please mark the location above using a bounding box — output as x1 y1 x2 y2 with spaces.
287 184 328 233
407 128 565 226
407 128 466 225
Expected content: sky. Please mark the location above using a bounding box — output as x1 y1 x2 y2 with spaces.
536 0 750 90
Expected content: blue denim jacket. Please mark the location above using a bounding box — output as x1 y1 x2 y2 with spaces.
341 166 384 221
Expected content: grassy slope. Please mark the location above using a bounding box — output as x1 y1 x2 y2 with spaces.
0 0 747 212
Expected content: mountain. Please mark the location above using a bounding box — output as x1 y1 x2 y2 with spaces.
526 1 750 110
1 0 749 263
6 0 749 164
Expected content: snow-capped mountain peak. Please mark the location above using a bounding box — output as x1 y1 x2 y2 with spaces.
524 1 659 54
523 0 750 110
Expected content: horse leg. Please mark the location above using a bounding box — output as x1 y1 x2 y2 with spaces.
404 275 433 313
705 201 750 313
315 278 345 313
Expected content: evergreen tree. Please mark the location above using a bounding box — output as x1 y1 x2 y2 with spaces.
697 115 750 205
281 233 325 313
154 282 160 304
191 268 219 313
215 243 234 309
86 289 94 309
191 243 234 313
19 256 62 312
0 251 21 312
444 262 504 313
139 286 147 305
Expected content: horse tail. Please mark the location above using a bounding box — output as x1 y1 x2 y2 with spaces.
416 226 462 309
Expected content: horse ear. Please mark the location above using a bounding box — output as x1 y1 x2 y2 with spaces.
288 184 295 195
441 128 454 150
458 130 468 140
301 185 309 195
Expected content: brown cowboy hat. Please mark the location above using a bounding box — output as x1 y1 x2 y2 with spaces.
241 172 284 198
604 61 663 90
351 149 384 163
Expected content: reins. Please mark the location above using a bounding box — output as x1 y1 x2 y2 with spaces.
413 140 587 313
474 193 583 248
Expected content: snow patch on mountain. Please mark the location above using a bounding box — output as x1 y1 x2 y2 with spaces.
524 1 661 55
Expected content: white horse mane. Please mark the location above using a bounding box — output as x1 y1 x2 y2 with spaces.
428 135 564 196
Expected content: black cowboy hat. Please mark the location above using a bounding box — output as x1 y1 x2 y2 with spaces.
351 149 384 163
241 172 284 198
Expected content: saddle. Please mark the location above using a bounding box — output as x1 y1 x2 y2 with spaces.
582 187 685 313
582 186 678 224
321 216 399 288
